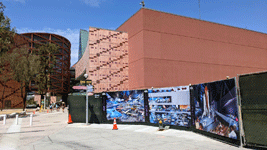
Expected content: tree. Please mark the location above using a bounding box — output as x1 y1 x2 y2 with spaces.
36 43 59 108
0 62 13 111
0 2 16 111
0 2 15 56
5 46 40 110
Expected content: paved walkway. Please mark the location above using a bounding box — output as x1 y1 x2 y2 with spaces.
0 111 250 150
0 109 68 150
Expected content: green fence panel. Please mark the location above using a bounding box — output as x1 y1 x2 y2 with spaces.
67 94 103 123
239 72 267 147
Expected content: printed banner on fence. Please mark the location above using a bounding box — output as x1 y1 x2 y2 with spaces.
105 90 145 122
148 86 191 127
192 78 239 139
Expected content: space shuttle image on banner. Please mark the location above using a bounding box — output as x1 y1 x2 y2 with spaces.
148 86 191 127
105 90 145 122
192 78 239 139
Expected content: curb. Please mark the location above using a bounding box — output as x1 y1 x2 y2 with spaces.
0 111 31 121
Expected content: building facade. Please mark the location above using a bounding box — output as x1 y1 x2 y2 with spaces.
0 34 30 109
22 33 71 95
117 8 267 90
1 32 72 108
74 8 267 92
78 29 89 60
75 27 129 93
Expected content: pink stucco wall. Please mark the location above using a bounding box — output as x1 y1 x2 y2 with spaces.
117 8 267 89
75 27 129 93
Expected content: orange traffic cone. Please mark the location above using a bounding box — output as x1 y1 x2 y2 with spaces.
68 114 73 124
33 111 35 114
47 110 49 113
112 118 118 130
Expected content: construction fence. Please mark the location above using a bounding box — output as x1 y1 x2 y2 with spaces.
68 72 267 148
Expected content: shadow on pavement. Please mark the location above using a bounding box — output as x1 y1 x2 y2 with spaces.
0 130 44 134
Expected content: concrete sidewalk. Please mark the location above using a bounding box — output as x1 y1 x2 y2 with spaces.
19 123 246 150
0 111 250 150
0 109 68 150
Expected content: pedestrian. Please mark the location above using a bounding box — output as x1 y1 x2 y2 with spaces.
49 103 53 113
62 102 65 113
56 103 59 112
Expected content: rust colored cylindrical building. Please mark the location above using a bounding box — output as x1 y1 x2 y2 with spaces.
22 33 71 95
0 34 30 109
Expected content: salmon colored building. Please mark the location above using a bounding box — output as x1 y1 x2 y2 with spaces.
75 27 129 93
75 8 267 92
117 8 267 90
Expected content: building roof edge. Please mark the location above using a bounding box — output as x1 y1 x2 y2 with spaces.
140 7 267 36
116 8 143 31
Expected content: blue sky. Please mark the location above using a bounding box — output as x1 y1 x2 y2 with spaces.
3 0 267 66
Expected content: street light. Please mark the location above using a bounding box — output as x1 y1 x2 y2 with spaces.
84 74 89 125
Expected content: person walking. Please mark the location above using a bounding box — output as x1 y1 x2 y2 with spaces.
56 103 59 112
62 102 65 113
49 103 53 113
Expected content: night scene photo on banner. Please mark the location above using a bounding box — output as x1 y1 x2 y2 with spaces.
193 78 239 139
105 90 145 122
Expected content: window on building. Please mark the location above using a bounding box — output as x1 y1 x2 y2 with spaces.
5 100 11 109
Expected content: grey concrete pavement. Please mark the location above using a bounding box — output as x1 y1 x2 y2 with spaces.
0 110 249 150
0 109 68 150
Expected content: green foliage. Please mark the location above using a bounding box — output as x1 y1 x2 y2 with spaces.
0 2 16 56
8 46 40 86
26 97 37 105
0 2 16 111
1 46 40 110
36 43 59 95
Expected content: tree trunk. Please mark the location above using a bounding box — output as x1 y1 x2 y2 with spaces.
20 83 24 110
23 86 29 111
1 83 6 111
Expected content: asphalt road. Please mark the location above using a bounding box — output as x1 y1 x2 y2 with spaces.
0 110 248 150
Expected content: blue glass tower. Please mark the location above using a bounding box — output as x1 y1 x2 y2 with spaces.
78 29 89 60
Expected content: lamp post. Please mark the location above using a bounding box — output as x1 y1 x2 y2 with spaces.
84 74 89 125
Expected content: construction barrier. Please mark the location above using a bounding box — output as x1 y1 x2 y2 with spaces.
238 72 267 148
191 78 240 145
68 73 267 148
67 94 103 123
103 90 147 123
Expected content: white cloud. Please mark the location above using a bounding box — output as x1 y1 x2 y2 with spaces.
17 27 80 67
80 0 104 7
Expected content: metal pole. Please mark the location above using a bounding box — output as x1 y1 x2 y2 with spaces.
235 76 246 147
30 114 33 126
16 114 18 125
44 95 46 110
2 115 6 125
86 89 88 125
